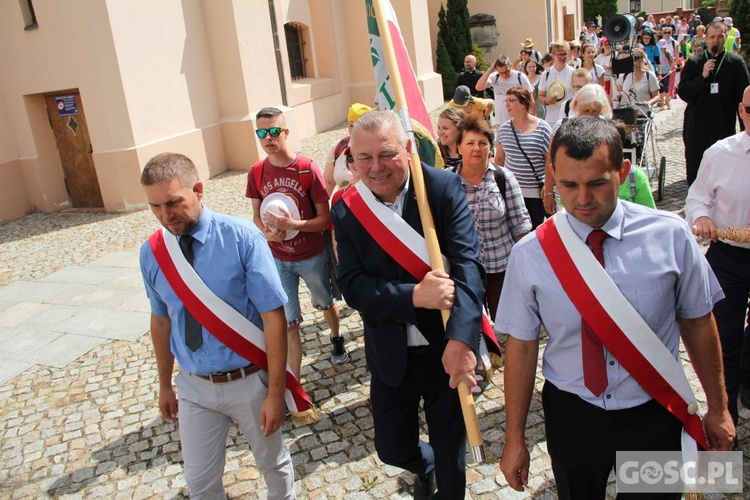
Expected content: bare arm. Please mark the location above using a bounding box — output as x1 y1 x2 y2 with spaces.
258 306 288 437
494 141 506 166
476 66 495 91
678 313 735 450
323 144 337 196
150 313 178 420
500 336 540 491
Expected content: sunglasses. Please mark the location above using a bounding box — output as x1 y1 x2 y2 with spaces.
255 126 287 139
745 106 750 114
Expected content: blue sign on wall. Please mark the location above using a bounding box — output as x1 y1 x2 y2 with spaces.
55 95 78 116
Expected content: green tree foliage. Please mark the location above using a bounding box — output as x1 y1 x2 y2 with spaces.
730 0 750 60
436 36 459 99
437 1 472 71
583 0 617 27
697 7 713 24
472 44 490 71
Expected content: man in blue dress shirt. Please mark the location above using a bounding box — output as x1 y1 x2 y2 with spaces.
139 153 294 499
496 118 734 499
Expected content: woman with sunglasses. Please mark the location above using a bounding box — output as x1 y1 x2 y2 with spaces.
618 48 659 114
640 29 660 74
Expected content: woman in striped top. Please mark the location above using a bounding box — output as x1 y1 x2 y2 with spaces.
494 87 553 228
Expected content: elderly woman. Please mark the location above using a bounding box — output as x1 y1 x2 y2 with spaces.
454 117 530 319
542 83 655 212
436 108 466 171
495 87 552 228
324 103 372 195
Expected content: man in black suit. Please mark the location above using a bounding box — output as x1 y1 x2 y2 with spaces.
331 110 485 499
678 21 749 185
457 54 494 99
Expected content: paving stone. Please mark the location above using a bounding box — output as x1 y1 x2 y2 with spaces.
0 101 747 499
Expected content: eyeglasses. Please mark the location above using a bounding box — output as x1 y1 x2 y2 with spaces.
255 126 287 139
497 68 511 76
555 53 568 58
744 105 750 114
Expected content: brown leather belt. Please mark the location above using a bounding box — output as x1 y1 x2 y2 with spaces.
194 364 259 383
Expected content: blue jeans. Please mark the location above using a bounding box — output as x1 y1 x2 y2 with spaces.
275 251 334 326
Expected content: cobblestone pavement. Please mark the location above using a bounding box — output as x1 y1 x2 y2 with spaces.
1 100 748 499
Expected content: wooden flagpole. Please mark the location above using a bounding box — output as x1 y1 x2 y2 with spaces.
371 0 485 463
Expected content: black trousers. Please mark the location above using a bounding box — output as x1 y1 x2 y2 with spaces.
542 382 682 499
524 197 546 229
706 240 750 425
370 346 466 498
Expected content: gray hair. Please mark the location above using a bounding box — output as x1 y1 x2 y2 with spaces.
349 110 408 149
570 84 613 119
140 153 198 187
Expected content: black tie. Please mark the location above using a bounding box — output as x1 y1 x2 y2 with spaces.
179 235 203 351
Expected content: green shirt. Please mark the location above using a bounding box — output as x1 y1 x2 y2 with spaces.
618 166 656 208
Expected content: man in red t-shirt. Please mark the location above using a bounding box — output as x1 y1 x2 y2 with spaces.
246 107 346 378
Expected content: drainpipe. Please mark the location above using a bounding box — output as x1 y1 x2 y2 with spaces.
546 0 553 44
268 0 288 106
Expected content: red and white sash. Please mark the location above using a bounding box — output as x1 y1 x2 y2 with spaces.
341 182 502 359
536 214 705 451
148 228 317 423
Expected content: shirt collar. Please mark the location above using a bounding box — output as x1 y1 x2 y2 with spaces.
380 172 411 208
186 206 210 244
741 130 750 154
565 199 625 242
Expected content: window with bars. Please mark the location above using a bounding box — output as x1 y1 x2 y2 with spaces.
20 0 38 30
285 23 307 80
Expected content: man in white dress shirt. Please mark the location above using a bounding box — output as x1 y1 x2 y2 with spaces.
685 85 750 424
498 117 734 499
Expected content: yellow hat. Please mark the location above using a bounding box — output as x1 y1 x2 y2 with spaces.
348 103 372 122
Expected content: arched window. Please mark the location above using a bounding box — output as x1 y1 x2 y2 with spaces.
284 22 308 80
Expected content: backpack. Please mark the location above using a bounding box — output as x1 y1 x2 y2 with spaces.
333 137 349 163
448 164 507 202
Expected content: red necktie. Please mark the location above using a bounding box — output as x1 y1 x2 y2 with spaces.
582 229 608 396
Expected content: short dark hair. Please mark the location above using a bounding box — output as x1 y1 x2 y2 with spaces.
494 55 511 68
456 116 493 145
256 107 283 120
141 152 199 187
507 86 533 113
550 117 625 171
707 21 727 34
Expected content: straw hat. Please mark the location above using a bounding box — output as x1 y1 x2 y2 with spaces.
520 38 536 48
547 81 567 102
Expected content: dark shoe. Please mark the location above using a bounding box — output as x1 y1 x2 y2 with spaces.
331 336 349 364
741 381 750 410
413 470 435 500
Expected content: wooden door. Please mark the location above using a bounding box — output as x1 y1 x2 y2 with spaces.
45 92 103 208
